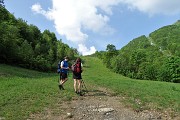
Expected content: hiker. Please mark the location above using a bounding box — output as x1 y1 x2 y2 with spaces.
72 57 83 96
59 56 69 90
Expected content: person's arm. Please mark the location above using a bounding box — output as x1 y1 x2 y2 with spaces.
60 61 65 69
61 61 69 69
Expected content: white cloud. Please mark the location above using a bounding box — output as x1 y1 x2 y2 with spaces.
78 44 96 56
31 3 54 20
31 0 120 55
31 3 42 13
120 0 180 16
31 0 180 55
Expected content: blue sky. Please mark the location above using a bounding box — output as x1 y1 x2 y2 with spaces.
4 0 180 55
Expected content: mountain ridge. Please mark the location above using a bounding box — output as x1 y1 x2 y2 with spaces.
95 20 180 82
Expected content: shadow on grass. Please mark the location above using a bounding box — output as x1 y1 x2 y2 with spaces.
81 89 108 97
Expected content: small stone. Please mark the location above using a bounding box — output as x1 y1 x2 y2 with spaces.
67 113 73 118
104 112 111 116
157 116 162 119
92 108 114 113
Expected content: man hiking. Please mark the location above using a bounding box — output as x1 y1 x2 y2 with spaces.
59 56 69 90
72 57 83 96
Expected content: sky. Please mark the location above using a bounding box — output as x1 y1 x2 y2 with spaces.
4 0 180 55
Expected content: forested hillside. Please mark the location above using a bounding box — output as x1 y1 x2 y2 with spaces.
0 2 77 71
95 21 180 83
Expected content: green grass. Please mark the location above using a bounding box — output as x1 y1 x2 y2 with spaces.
82 57 180 115
0 64 75 120
0 57 180 119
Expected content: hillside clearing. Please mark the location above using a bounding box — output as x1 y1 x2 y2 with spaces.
0 57 180 119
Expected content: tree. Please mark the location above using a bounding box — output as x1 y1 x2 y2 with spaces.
106 44 116 52
0 5 77 71
0 23 20 63
28 24 42 49
18 40 34 67
0 0 4 7
138 62 158 80
42 30 58 61
130 50 146 77
103 44 117 68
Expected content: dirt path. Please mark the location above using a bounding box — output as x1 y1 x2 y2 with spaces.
27 86 177 120
60 88 159 120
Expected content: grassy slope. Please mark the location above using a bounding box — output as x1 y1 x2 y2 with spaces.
0 57 180 119
0 64 75 120
82 57 180 115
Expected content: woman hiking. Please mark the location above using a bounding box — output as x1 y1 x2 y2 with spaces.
72 57 83 96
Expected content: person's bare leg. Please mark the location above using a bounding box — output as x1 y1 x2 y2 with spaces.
59 79 63 90
59 79 62 85
74 79 77 92
59 78 67 90
61 78 68 85
77 79 83 96
77 79 81 92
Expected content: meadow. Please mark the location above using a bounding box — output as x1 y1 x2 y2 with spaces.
0 64 75 120
0 57 179 119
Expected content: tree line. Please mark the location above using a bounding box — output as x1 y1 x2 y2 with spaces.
0 2 78 71
94 21 180 83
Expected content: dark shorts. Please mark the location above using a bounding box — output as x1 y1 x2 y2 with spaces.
73 72 82 79
60 73 68 79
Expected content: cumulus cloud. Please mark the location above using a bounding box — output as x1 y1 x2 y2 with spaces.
78 44 96 56
31 3 53 20
31 0 121 55
31 0 180 55
120 0 180 16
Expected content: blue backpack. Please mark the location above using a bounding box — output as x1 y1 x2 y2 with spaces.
57 63 61 73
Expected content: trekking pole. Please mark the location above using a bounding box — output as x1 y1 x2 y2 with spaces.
81 79 88 93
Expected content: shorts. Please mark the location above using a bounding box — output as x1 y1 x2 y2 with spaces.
73 72 82 79
60 73 68 79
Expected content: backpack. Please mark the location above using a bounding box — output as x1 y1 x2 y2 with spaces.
71 62 81 73
57 63 61 73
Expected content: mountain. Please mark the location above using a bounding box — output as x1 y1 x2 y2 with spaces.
121 20 180 57
149 20 180 56
96 20 180 83
174 20 180 26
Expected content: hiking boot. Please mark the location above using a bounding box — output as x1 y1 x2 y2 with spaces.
77 91 83 96
79 92 83 96
61 86 65 90
58 85 62 90
59 84 65 90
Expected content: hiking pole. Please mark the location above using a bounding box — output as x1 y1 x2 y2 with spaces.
81 79 88 93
